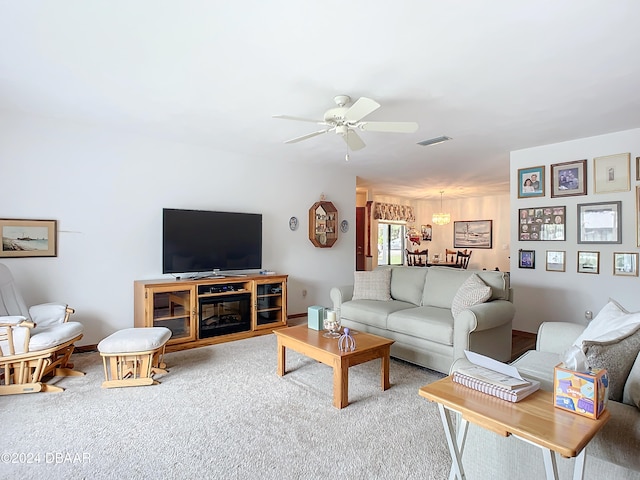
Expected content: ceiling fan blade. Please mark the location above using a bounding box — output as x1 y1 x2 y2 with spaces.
273 114 324 124
343 97 380 123
358 121 419 133
343 129 366 151
284 129 331 144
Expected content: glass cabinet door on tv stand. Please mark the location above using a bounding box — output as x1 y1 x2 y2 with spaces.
254 278 287 330
146 285 197 344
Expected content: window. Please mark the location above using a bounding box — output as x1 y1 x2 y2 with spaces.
378 223 406 266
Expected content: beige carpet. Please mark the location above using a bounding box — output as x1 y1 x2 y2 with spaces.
1 334 449 480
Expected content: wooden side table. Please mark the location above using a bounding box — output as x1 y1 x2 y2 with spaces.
419 376 610 480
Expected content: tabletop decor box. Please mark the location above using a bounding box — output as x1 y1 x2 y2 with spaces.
553 364 609 419
307 306 324 330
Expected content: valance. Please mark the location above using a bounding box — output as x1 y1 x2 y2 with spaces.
373 202 415 222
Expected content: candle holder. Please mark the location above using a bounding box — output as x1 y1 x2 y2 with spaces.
322 308 341 338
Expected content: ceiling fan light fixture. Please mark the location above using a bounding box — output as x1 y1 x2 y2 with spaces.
418 136 452 147
432 191 451 226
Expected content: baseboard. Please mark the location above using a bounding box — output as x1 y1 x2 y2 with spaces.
76 344 98 353
77 315 308 353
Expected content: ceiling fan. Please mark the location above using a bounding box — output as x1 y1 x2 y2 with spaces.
273 95 418 151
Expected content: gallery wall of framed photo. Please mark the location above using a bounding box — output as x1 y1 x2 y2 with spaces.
510 128 640 334
515 150 640 277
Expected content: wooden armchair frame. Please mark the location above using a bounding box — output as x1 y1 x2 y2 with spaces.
0 307 84 395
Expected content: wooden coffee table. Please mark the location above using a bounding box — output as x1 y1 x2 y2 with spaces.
274 325 394 409
419 376 610 480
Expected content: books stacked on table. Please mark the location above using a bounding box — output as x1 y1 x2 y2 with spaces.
452 350 540 403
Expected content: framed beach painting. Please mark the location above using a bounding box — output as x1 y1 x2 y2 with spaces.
0 219 57 258
517 166 545 198
453 220 493 249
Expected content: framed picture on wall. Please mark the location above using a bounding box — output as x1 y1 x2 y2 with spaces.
637 187 640 247
518 206 566 241
577 201 622 244
545 250 566 272
421 224 432 241
519 249 535 269
578 251 600 274
613 252 638 277
453 220 493 249
550 159 587 197
517 166 545 198
0 218 57 258
594 152 630 193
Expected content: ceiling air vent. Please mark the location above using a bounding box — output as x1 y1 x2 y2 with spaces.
417 136 452 147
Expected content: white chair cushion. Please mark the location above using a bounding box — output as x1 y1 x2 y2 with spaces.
98 327 172 354
29 321 84 352
29 302 69 328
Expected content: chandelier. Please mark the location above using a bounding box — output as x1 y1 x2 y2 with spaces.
432 191 451 226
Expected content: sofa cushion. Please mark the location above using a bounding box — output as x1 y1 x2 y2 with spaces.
387 306 454 345
573 299 639 347
422 267 510 308
623 352 640 409
340 299 413 330
583 324 640 401
352 268 392 301
451 273 491 317
422 267 471 308
390 266 427 306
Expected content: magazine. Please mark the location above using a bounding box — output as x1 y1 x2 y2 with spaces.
459 350 530 389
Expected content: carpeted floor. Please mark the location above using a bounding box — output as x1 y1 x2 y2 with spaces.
1 334 449 480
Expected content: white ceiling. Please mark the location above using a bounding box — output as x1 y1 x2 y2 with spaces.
2 1 639 200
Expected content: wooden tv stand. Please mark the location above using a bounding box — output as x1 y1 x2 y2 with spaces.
134 274 287 352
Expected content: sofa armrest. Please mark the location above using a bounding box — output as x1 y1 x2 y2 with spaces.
453 300 515 362
330 286 354 311
536 321 585 354
457 300 515 332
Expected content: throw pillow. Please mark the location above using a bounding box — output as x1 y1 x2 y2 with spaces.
451 273 491 317
583 323 640 402
572 299 637 348
622 352 640 409
352 268 392 301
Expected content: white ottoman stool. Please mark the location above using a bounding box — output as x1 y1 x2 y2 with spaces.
98 327 171 388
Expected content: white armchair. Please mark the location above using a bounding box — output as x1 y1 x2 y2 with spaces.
0 264 84 395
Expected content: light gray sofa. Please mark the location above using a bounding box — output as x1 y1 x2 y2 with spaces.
330 266 515 374
454 321 640 479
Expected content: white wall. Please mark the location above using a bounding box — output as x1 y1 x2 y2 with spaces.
510 128 640 333
0 114 356 345
371 194 511 272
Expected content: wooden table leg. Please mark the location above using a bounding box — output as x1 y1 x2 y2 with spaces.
277 339 286 377
381 347 391 390
333 358 349 409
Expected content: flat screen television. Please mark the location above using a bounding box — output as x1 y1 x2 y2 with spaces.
162 208 262 275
